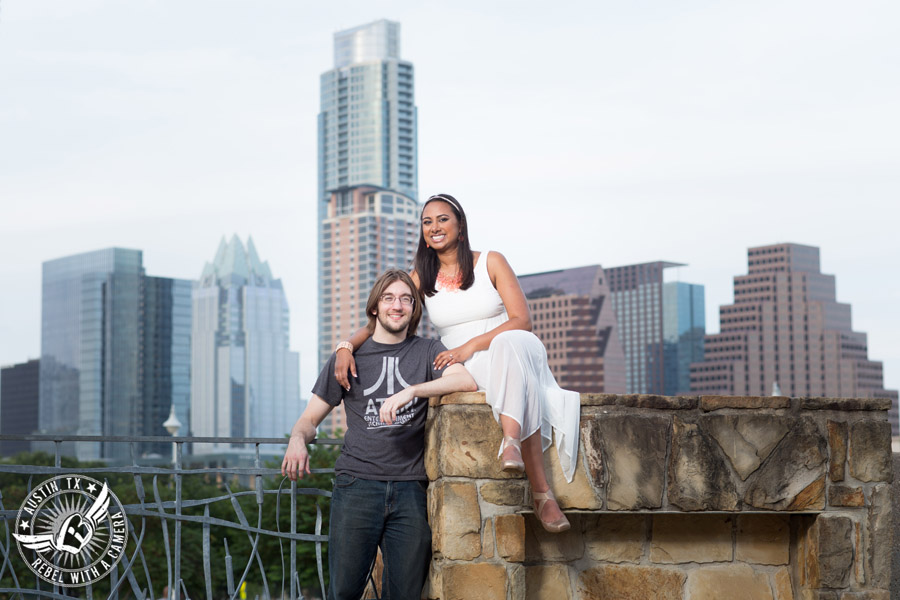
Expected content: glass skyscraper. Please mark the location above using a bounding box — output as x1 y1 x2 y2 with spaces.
39 248 192 460
662 282 706 396
605 262 706 395
190 236 300 453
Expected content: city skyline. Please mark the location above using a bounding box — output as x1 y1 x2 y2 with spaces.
0 2 898 397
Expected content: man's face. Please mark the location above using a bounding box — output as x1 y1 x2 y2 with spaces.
374 280 415 335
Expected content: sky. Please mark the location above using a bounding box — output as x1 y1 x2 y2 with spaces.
1 0 898 396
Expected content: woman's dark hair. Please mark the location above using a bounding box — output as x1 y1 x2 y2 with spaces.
365 269 422 337
415 194 474 297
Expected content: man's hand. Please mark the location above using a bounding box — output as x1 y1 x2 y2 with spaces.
282 436 311 481
379 387 417 425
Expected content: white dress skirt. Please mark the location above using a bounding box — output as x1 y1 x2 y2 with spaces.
423 251 581 482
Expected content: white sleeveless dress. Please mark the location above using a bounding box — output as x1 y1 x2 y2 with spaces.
423 251 581 482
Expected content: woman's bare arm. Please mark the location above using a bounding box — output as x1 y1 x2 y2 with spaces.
432 251 533 369
334 326 372 390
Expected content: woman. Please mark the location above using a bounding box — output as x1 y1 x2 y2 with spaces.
335 194 579 532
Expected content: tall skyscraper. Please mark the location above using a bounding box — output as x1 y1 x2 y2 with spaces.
1 359 40 456
318 19 417 203
519 265 626 393
317 20 421 435
39 249 192 460
191 236 300 452
691 243 898 433
662 282 705 396
605 261 708 395
141 276 192 456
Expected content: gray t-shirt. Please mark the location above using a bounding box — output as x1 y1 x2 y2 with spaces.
313 335 446 481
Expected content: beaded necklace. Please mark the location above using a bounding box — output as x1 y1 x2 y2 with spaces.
436 269 463 292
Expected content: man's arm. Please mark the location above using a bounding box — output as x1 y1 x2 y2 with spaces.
379 363 477 425
282 396 334 481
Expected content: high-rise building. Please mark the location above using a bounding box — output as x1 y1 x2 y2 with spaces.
191 236 300 452
141 277 192 457
317 186 421 434
1 359 40 456
318 19 417 204
519 265 626 393
606 261 705 395
663 282 706 396
691 243 898 433
39 249 192 460
317 20 421 436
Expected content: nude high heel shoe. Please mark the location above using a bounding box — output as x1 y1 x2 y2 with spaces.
499 436 525 473
532 488 571 533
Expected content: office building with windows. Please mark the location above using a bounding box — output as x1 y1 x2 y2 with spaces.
519 265 626 393
316 20 421 435
39 248 192 460
1 359 40 456
691 243 898 434
604 262 679 394
663 282 706 396
191 236 300 452
318 185 422 434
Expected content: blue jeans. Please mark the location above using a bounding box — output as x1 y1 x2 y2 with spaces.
327 475 431 600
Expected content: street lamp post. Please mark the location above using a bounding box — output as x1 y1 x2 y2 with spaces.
162 405 182 468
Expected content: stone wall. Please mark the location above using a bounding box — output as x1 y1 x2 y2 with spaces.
424 393 893 600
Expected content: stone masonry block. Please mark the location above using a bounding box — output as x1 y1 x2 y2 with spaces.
579 415 607 508
583 514 644 563
594 414 669 510
685 564 774 600
774 567 793 600
525 513 585 563
577 565 685 600
429 391 486 406
827 420 847 482
616 394 698 409
668 417 739 511
736 514 790 565
543 439 602 509
525 565 572 600
431 404 510 479
705 414 790 480
440 563 507 600
867 483 891 589
495 513 525 562
430 480 481 560
838 592 891 600
701 395 790 410
800 397 892 411
479 480 526 507
802 515 853 589
744 418 827 510
482 517 495 559
650 514 733 564
509 564 525 600
828 484 865 507
849 420 892 483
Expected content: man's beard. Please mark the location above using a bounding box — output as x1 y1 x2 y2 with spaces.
377 310 411 334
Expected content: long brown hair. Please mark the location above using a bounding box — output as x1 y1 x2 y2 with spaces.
365 269 422 337
415 194 474 297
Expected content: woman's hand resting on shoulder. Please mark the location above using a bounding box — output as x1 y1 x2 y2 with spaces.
334 347 357 391
433 341 475 370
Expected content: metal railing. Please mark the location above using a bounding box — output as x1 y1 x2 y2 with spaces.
0 434 342 600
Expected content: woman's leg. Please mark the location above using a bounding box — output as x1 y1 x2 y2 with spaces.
499 416 564 523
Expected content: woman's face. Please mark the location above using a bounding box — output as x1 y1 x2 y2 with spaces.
421 201 460 252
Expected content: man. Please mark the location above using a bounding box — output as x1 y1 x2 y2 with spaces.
282 269 476 600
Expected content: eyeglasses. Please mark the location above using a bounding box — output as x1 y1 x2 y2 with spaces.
379 294 415 306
